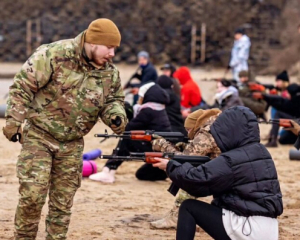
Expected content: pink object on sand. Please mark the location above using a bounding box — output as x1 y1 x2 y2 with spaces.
82 160 98 177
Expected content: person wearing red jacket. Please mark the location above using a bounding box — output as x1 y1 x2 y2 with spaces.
173 67 202 109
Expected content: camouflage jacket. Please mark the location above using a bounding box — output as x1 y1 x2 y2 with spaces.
153 115 221 158
6 32 126 142
239 82 267 115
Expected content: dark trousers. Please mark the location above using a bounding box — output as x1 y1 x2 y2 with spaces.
270 111 297 144
177 200 230 240
105 139 167 181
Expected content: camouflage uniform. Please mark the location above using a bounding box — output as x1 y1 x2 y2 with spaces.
6 32 126 239
152 115 221 206
239 81 267 115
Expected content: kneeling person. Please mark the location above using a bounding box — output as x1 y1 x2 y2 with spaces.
150 108 221 229
153 106 283 240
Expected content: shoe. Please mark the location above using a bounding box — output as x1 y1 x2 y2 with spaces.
150 205 179 229
265 135 278 148
89 167 116 183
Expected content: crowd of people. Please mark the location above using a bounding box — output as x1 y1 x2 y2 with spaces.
2 17 300 240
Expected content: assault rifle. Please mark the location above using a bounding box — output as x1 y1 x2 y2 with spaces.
100 152 210 196
258 118 292 128
100 152 209 166
95 130 189 143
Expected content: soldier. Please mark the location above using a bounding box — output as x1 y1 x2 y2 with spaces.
150 108 221 229
2 18 127 240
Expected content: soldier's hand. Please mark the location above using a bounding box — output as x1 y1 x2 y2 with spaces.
3 118 23 144
252 92 264 100
284 120 300 136
110 115 127 135
175 142 187 151
151 138 167 152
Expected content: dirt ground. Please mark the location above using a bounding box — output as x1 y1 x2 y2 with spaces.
0 64 299 240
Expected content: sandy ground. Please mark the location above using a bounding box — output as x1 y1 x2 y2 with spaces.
0 63 300 240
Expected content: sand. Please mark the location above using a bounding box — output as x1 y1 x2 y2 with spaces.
0 64 299 240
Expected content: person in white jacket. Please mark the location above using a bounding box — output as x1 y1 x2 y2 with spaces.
229 28 251 82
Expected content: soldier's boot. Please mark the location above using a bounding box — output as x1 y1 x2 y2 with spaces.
265 135 278 148
89 167 116 183
150 205 179 229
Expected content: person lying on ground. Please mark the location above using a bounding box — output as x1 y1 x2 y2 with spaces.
89 82 171 183
150 109 221 229
153 106 283 240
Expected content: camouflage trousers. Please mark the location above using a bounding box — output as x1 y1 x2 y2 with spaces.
14 122 84 240
174 190 196 207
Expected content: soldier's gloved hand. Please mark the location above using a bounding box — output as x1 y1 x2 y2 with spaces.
151 138 167 152
110 115 127 135
3 118 23 144
175 142 187 151
284 120 300 136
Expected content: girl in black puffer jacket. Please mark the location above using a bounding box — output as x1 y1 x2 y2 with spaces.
153 106 283 240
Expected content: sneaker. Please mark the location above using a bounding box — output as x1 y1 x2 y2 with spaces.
89 167 115 183
150 205 179 229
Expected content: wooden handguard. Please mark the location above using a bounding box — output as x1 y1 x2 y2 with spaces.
278 119 292 128
131 135 152 141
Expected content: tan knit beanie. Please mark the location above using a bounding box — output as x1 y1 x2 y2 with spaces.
85 18 121 47
185 108 221 139
184 109 205 129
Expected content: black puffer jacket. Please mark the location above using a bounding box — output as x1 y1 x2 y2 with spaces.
126 84 171 131
167 106 283 218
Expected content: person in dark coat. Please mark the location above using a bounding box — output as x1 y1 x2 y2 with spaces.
157 75 186 135
160 63 181 98
152 106 283 240
253 83 300 147
90 82 171 183
127 51 158 102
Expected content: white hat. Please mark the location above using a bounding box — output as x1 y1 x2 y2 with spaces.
138 82 155 97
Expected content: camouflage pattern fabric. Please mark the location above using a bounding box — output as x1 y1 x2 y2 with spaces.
6 31 126 239
239 81 267 115
152 115 221 206
6 31 126 142
15 122 84 240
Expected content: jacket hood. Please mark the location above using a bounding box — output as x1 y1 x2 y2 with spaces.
157 75 173 89
210 106 260 152
173 67 193 85
143 84 170 104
